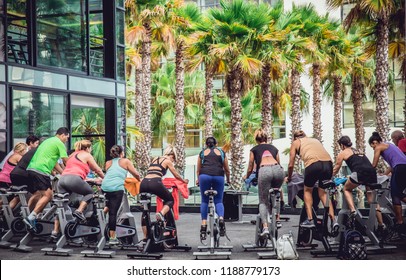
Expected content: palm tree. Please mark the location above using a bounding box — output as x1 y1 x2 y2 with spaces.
347 27 375 153
208 0 269 189
166 1 202 174
187 15 225 141
327 0 403 142
150 62 205 149
127 0 166 174
256 1 287 141
323 27 352 160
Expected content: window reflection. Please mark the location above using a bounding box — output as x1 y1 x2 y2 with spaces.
6 0 29 64
0 87 6 159
90 1 104 77
71 95 106 168
36 0 87 72
12 90 67 138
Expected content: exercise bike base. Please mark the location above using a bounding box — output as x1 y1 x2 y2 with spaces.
257 251 277 259
127 252 163 259
197 245 233 252
10 243 32 252
193 250 231 259
42 247 73 256
81 249 116 258
242 243 274 251
0 240 13 248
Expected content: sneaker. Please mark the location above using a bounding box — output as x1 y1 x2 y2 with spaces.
73 210 86 223
23 217 38 233
300 219 315 228
219 219 226 236
50 231 61 242
276 221 282 229
260 227 269 237
200 225 207 240
156 212 165 222
108 237 120 246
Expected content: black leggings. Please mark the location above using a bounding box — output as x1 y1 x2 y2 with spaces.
105 190 123 231
140 178 174 226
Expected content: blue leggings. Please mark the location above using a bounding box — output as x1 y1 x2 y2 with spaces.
199 174 225 220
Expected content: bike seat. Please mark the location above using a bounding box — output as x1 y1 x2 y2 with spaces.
365 183 382 190
9 185 27 192
269 188 280 195
320 180 335 190
54 192 70 199
204 189 217 196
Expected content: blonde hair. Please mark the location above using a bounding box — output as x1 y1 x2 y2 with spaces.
74 140 92 151
163 144 177 161
293 130 306 139
254 129 268 143
13 142 28 154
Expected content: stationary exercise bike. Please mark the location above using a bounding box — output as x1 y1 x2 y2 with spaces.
335 176 397 252
41 184 107 256
295 180 340 256
242 187 282 259
0 185 28 248
127 192 191 259
193 187 233 259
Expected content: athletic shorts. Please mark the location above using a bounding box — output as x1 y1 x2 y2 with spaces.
27 170 52 192
349 171 377 185
304 161 333 188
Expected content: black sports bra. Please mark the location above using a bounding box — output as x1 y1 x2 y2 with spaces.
146 157 168 176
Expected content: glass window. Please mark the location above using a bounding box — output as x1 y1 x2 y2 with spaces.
0 64 5 81
117 98 126 146
36 0 87 72
69 75 115 95
89 0 102 10
71 95 106 168
116 46 125 81
8 66 67 89
89 5 104 77
0 86 6 159
6 0 29 64
0 15 4 62
116 9 124 45
117 0 124 8
343 83 404 128
12 90 67 138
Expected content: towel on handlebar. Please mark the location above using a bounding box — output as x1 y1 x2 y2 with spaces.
124 177 141 196
156 178 189 220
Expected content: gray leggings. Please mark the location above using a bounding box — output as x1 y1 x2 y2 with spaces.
258 165 285 225
58 175 94 204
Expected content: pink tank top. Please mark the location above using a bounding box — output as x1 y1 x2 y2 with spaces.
0 158 17 184
62 151 90 180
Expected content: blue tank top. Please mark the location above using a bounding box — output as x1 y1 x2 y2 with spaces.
101 158 127 192
381 143 406 168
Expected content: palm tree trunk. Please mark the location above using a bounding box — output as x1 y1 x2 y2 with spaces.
332 76 342 161
404 93 406 134
139 22 153 175
374 15 390 142
174 42 186 174
134 66 143 170
290 69 302 136
351 74 366 154
374 15 390 173
226 67 244 190
204 69 214 140
290 68 302 172
312 64 322 141
261 63 273 141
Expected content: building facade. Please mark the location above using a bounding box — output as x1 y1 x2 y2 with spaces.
0 0 126 165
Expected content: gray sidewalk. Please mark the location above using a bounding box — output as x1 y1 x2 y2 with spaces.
0 212 405 260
